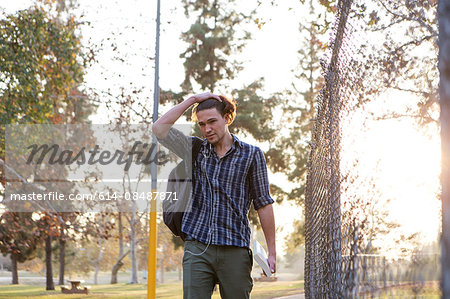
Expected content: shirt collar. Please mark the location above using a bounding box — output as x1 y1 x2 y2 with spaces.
201 133 243 150
231 134 243 148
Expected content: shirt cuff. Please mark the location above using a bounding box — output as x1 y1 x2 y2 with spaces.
253 194 274 210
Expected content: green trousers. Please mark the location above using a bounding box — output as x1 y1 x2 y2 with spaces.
183 240 253 299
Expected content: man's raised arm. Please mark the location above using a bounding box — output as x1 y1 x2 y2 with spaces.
152 92 221 139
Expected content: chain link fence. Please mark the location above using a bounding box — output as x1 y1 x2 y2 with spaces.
304 0 354 297
304 0 439 297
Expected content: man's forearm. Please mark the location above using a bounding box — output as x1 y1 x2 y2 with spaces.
257 203 276 256
152 97 196 139
257 203 276 273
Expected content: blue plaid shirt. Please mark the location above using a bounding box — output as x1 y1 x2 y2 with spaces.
158 127 274 248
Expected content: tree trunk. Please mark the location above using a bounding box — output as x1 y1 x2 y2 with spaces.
11 254 18 284
439 0 450 297
45 235 54 290
111 261 123 284
93 242 104 285
94 262 100 285
160 257 165 284
129 211 138 284
111 212 125 284
58 230 66 286
111 250 130 284
118 212 124 256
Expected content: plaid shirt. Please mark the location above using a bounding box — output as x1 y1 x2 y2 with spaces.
158 127 274 248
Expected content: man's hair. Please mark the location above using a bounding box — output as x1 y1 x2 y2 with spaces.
192 95 236 125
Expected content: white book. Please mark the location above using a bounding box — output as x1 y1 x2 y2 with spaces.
252 240 272 277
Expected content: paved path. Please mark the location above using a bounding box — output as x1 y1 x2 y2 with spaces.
273 294 305 299
0 276 45 283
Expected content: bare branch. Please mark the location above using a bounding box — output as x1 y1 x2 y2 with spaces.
404 1 436 36
395 34 438 52
374 113 438 124
370 17 404 32
390 86 431 97
377 0 437 35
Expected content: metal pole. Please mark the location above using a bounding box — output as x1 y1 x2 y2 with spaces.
439 0 450 297
147 0 160 297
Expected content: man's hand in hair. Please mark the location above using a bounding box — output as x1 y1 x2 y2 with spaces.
188 92 222 104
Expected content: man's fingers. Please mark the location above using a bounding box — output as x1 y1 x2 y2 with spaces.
204 93 221 102
195 92 222 102
268 257 276 273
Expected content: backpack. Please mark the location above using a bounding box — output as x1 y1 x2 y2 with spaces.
162 138 202 241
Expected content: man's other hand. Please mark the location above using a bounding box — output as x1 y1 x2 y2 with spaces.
268 254 276 274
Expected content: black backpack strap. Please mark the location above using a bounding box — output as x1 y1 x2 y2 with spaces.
191 137 203 162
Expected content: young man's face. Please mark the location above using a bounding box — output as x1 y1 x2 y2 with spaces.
196 107 229 145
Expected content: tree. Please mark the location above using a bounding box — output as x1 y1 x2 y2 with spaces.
81 213 115 284
284 220 305 255
281 0 327 200
179 0 254 92
157 221 183 283
39 214 60 290
0 1 90 290
0 6 86 126
355 0 438 124
111 211 130 284
0 213 43 284
267 0 329 249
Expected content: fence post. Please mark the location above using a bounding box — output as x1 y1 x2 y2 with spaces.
439 0 450 297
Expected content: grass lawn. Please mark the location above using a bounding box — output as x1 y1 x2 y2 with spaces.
0 281 304 298
378 282 441 298
0 281 443 298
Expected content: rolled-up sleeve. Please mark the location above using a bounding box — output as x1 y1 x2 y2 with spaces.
156 127 193 160
249 147 274 210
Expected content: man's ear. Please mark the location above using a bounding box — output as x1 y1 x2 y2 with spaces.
224 114 232 125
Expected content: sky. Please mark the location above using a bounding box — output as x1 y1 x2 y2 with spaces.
340 90 441 257
1 0 442 259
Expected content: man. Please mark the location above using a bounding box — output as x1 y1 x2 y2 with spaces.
152 92 276 299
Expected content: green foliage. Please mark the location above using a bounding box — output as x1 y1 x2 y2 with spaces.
0 6 86 125
270 0 329 249
180 0 253 92
0 2 94 287
285 220 305 255
274 0 327 207
0 213 43 263
0 4 92 190
229 79 280 142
